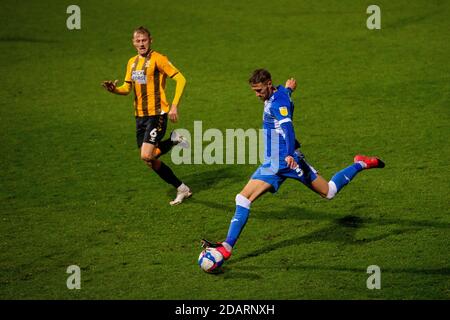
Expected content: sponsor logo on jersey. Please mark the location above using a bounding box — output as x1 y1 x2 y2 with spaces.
279 106 288 116
132 70 146 84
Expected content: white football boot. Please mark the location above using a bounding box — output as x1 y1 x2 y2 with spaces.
170 130 190 149
170 183 192 206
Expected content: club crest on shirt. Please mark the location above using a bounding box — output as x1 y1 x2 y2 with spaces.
279 106 288 116
132 70 146 84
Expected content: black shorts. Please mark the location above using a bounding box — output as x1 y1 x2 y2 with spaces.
136 114 168 148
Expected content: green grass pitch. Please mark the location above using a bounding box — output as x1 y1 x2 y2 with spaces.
0 0 449 299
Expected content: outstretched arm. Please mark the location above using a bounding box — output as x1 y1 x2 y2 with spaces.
168 72 186 123
102 80 132 95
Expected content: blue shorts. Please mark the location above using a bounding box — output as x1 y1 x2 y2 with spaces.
251 153 318 193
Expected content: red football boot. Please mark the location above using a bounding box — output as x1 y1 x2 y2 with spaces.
354 155 385 169
201 239 232 260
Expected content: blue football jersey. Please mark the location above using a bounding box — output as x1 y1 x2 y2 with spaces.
262 85 296 166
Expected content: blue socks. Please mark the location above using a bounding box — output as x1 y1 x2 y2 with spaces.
225 194 251 247
330 162 363 193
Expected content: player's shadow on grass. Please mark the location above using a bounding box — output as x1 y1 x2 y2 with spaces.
254 206 450 229
227 207 450 266
227 215 397 266
194 198 449 275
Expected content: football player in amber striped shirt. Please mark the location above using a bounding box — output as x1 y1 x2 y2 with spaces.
102 26 191 205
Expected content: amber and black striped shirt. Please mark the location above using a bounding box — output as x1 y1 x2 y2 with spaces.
124 50 179 117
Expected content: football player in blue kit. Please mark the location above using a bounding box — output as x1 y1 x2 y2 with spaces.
202 69 385 262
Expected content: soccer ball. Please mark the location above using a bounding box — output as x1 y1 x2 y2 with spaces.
198 248 224 273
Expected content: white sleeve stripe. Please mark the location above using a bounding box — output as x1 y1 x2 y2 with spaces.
278 118 292 125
